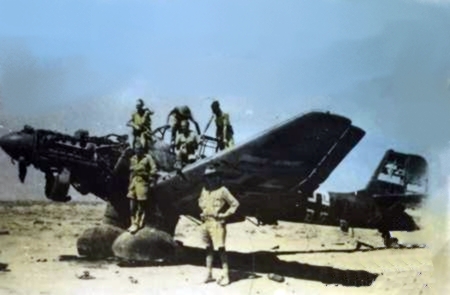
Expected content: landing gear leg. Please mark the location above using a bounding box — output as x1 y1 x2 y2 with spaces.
380 230 399 248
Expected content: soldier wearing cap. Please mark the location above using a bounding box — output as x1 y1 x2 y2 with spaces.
204 100 234 151
175 120 200 167
198 166 239 286
166 105 201 147
126 142 158 234
127 98 154 151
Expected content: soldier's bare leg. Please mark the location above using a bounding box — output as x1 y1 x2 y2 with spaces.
218 247 230 286
128 199 139 234
226 137 234 149
135 200 146 230
204 246 214 283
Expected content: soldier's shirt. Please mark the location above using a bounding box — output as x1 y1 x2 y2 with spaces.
214 113 234 138
129 154 157 183
198 186 239 219
215 113 230 129
128 154 157 200
199 186 239 249
131 110 152 133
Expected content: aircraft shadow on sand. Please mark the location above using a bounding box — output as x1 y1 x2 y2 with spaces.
172 246 379 287
61 245 379 287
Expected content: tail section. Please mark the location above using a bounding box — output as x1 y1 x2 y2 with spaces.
365 149 428 197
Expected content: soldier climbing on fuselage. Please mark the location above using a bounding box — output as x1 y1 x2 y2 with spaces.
204 100 234 151
127 98 154 151
166 105 201 148
175 120 200 168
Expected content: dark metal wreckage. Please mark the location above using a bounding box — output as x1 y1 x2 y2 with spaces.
0 111 428 261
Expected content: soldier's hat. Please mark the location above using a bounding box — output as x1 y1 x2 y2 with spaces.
137 98 145 107
211 100 220 108
179 105 191 116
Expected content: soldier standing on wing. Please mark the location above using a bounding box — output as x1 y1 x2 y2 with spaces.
126 142 158 234
204 100 234 151
127 98 154 151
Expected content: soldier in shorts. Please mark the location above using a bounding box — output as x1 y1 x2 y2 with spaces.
198 166 239 286
127 143 158 234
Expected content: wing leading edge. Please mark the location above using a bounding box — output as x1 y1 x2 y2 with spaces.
154 111 365 217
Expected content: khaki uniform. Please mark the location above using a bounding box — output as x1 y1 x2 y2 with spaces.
214 113 234 150
168 106 191 137
129 109 153 150
127 154 157 201
175 130 199 165
127 153 157 231
198 186 239 249
168 106 200 143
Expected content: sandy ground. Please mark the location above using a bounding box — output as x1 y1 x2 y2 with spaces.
0 202 446 295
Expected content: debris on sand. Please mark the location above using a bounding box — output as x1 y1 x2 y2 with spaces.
0 263 9 272
77 271 95 280
59 255 81 262
33 219 45 225
267 273 285 283
0 230 9 235
355 241 375 250
36 258 47 263
129 276 139 284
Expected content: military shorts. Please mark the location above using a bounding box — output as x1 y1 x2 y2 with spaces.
127 178 149 201
201 218 226 250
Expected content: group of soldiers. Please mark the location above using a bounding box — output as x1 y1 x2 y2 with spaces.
124 98 239 286
127 98 234 162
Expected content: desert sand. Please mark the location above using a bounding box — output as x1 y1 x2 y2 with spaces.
0 201 445 295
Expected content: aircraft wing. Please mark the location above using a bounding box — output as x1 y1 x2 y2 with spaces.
153 111 365 219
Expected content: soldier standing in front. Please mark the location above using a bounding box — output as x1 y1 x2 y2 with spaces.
198 166 239 286
127 142 158 234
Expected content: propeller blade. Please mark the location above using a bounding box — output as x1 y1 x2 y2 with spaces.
18 160 27 183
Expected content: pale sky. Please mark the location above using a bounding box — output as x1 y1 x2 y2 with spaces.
1 0 450 196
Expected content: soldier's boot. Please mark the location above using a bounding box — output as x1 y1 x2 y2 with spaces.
127 223 139 234
226 138 234 149
127 212 139 234
135 203 146 230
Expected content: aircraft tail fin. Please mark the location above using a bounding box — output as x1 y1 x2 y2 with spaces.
365 149 428 197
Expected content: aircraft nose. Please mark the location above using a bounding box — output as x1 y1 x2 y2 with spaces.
0 132 34 160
